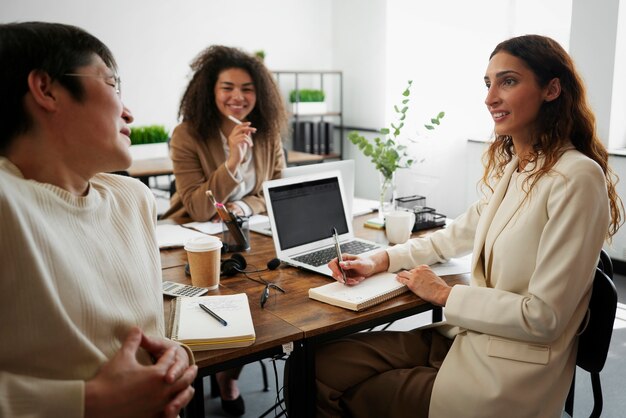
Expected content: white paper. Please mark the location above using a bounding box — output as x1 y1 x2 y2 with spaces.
184 214 270 235
428 254 472 276
155 224 207 249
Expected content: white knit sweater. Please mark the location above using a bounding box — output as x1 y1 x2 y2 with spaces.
0 157 163 418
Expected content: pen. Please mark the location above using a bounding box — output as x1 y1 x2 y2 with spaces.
227 114 243 125
332 227 347 284
227 115 253 144
206 190 250 249
206 190 234 223
199 303 228 326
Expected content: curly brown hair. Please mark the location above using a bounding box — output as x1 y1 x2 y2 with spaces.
481 35 623 239
178 45 287 143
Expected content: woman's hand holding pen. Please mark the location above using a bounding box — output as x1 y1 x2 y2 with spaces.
396 265 451 306
226 122 256 173
328 251 389 285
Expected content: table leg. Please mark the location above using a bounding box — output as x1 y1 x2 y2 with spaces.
432 306 443 322
182 376 205 418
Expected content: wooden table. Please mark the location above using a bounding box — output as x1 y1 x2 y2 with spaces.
163 216 469 417
127 150 323 186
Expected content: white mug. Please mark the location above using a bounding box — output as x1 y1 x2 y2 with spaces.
385 210 416 244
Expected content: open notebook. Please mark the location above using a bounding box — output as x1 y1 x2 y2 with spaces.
309 255 473 311
168 294 255 351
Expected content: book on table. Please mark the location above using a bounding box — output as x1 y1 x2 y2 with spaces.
308 272 408 311
168 293 256 351
308 255 473 311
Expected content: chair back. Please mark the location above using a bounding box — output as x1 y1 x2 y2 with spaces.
575 262 617 373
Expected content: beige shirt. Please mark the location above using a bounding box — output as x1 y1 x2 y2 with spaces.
0 158 165 418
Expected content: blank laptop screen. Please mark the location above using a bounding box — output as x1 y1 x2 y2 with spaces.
268 176 349 250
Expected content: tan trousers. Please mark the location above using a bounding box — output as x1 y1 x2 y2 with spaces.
315 328 453 418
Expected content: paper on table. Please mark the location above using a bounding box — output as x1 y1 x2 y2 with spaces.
429 254 472 276
156 224 207 249
184 214 270 235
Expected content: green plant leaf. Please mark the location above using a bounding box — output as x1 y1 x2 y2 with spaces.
425 124 434 130
438 111 445 118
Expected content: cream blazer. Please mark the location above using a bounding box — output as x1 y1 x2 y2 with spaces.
162 121 285 221
386 148 609 418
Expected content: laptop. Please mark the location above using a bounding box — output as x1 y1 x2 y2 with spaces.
283 160 355 216
263 170 385 277
251 159 376 236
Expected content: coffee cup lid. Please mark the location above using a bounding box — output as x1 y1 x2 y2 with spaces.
184 235 223 252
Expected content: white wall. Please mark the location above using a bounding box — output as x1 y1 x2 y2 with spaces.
1 0 334 131
569 0 620 147
609 1 626 148
338 0 573 218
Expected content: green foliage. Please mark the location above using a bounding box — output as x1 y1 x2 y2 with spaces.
289 89 325 103
129 125 169 146
424 111 446 130
254 50 265 61
348 80 445 180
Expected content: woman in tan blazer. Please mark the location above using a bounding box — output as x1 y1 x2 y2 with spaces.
162 45 287 416
317 35 623 418
162 45 287 222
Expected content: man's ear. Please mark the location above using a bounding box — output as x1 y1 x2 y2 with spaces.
544 77 561 102
26 70 59 111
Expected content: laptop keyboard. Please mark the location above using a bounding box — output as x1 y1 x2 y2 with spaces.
293 241 379 267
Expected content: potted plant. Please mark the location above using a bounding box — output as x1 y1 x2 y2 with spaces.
289 88 327 115
128 125 170 160
348 80 444 218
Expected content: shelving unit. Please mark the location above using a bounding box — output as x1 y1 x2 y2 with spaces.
272 70 343 161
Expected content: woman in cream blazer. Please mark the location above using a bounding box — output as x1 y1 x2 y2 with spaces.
316 35 622 418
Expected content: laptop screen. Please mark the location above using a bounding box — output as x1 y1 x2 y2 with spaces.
267 176 349 250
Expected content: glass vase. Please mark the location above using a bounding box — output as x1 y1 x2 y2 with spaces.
378 171 396 218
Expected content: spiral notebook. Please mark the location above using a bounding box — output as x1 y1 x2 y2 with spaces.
168 294 255 351
308 272 408 311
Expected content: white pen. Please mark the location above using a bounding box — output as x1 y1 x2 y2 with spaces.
227 114 243 125
228 114 253 144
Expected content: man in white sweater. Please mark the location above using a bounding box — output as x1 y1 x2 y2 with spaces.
0 22 197 417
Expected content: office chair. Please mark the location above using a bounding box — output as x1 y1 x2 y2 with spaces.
564 249 617 418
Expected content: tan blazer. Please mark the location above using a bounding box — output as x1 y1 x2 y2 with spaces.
161 121 285 221
387 148 609 418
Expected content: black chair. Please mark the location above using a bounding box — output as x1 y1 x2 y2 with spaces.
564 250 617 417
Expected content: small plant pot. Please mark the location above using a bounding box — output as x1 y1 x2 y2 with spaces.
129 142 169 160
291 102 327 115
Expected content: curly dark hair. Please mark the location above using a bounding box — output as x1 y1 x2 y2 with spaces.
481 34 622 238
178 45 286 143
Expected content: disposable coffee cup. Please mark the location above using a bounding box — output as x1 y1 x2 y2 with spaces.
184 235 222 290
385 210 416 244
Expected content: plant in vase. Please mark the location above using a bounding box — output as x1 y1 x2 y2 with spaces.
348 80 444 220
289 88 327 115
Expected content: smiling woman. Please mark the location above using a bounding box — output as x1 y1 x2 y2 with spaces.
159 44 288 416
161 45 288 223
314 34 623 418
